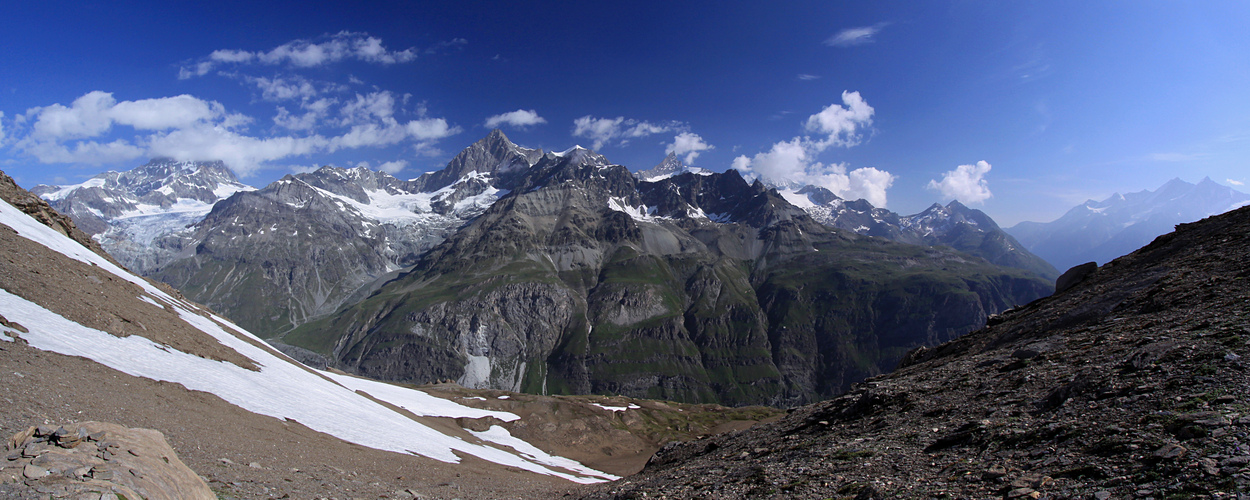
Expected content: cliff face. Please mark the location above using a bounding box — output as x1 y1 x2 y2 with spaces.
287 150 1052 406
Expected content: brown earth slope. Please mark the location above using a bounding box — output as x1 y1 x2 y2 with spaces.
581 205 1250 499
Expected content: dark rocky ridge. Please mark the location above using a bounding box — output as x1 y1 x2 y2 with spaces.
287 148 1052 406
146 130 542 336
580 204 1250 499
789 185 1059 281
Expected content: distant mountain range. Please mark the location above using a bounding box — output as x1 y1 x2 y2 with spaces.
633 155 1058 280
1006 177 1250 272
31 158 254 273
282 136 1050 406
35 131 1058 405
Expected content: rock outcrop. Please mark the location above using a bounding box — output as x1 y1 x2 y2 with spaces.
1 422 215 500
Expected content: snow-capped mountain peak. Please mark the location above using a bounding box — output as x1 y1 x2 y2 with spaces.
635 152 710 181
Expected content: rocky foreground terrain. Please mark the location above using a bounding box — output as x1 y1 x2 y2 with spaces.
581 205 1250 499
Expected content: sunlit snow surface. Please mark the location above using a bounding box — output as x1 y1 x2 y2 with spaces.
776 189 816 209
592 403 641 412
0 199 616 484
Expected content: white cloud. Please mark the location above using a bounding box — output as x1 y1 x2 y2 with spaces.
180 32 418 78
732 138 895 207
110 95 226 131
804 90 874 150
405 118 457 141
572 116 677 149
274 98 334 131
25 91 117 141
210 49 255 63
377 160 408 174
825 24 886 47
23 92 227 143
926 161 993 204
1228 179 1244 186
248 75 319 101
797 74 821 81
339 91 397 126
485 109 547 129
10 90 460 177
19 139 146 165
0 111 6 144
665 132 713 164
731 90 893 206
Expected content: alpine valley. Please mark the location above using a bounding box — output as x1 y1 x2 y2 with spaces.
31 131 1061 407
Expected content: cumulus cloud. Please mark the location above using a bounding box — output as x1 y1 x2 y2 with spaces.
731 90 893 206
731 138 895 207
926 161 993 204
23 92 232 144
804 90 874 149
484 109 547 129
179 32 418 78
572 115 679 149
10 90 459 176
247 75 319 101
274 98 334 131
665 132 713 164
1228 179 1244 186
824 24 886 47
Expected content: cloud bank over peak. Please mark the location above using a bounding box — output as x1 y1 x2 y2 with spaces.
9 89 459 177
927 161 994 204
732 91 894 207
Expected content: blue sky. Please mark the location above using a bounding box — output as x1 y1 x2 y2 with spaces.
1 1 1247 225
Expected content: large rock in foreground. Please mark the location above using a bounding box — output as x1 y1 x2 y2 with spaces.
1 422 214 500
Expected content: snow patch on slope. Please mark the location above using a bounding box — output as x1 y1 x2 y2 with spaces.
0 198 616 484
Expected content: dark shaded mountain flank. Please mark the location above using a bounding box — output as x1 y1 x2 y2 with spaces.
286 147 1052 407
581 205 1250 499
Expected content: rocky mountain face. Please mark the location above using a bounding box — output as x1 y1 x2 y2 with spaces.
581 203 1250 499
148 130 543 336
635 152 709 181
1008 176 1250 272
285 146 1052 407
31 158 255 273
777 186 1059 281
